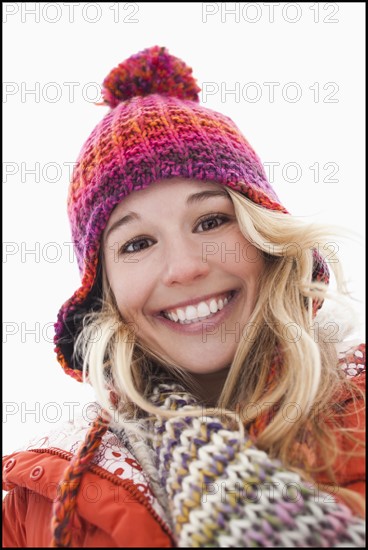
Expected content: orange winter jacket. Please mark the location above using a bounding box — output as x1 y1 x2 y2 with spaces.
3 343 365 547
313 343 366 513
2 415 175 548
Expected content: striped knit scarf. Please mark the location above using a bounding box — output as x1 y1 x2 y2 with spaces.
143 382 365 548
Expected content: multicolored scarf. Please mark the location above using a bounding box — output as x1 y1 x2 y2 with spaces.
51 345 365 547
143 382 365 547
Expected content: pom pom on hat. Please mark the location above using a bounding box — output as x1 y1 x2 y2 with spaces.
102 45 201 108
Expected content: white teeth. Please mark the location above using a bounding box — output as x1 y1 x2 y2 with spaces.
197 301 211 317
185 305 198 320
177 309 186 321
163 291 235 324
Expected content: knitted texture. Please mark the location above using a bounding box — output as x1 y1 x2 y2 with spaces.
54 45 330 381
102 44 201 107
50 349 365 547
145 383 365 548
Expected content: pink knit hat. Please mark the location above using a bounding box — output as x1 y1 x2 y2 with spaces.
54 46 329 381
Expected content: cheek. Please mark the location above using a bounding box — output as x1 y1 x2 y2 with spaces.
107 267 153 320
239 242 265 275
222 231 265 277
113 285 141 318
242 240 264 269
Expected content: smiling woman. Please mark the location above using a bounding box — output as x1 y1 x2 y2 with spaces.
3 46 366 548
101 179 264 377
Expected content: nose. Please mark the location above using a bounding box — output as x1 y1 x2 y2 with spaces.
161 235 210 287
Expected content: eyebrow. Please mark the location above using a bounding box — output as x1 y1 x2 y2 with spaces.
187 188 230 206
105 188 231 242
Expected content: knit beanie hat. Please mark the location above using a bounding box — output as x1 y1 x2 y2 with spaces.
54 45 329 382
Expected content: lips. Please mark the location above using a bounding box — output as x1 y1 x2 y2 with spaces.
160 290 236 324
154 288 241 334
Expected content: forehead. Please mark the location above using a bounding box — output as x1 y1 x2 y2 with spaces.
108 178 227 218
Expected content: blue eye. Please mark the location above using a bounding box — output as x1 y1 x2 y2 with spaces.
196 214 230 232
120 237 155 254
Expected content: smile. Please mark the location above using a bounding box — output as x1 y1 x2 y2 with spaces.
161 290 237 325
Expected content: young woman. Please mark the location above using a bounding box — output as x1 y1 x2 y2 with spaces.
3 45 365 548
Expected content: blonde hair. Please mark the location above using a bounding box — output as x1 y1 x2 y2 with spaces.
74 187 365 517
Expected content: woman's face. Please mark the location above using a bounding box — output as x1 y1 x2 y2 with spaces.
103 178 265 374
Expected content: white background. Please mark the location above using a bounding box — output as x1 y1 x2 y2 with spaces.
3 2 365 456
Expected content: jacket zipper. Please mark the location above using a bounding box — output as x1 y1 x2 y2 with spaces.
30 447 176 545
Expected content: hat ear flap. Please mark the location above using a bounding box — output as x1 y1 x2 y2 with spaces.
54 261 103 380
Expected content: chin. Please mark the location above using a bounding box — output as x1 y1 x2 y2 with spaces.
172 355 234 375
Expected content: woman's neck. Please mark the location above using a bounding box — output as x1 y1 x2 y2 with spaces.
190 366 231 407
